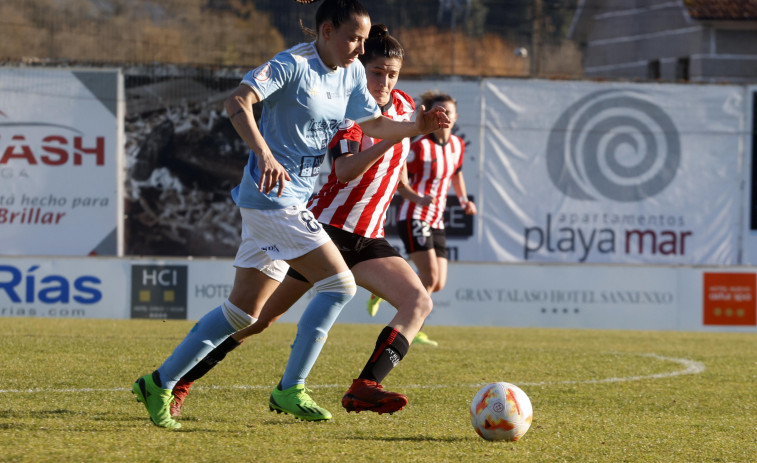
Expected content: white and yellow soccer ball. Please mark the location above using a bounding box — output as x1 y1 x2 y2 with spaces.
470 382 533 442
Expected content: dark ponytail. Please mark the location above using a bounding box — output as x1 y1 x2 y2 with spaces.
360 24 405 66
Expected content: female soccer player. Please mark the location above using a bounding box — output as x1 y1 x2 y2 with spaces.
168 23 435 422
367 91 477 347
132 0 448 429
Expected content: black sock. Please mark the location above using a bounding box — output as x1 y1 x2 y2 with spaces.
180 337 243 383
358 326 410 384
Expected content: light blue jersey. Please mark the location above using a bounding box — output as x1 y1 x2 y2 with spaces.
232 42 381 209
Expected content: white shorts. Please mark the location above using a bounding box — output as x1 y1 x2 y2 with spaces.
232 204 331 282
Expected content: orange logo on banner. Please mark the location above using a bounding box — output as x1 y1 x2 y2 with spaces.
703 273 756 326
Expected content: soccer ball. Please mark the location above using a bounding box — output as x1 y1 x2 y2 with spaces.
470 382 533 442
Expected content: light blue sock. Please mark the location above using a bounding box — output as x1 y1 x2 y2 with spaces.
156 301 246 390
280 273 355 389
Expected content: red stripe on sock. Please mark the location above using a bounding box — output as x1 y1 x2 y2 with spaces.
370 328 398 363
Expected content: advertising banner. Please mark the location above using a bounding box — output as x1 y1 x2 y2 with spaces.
417 263 680 330
0 68 123 256
0 257 129 319
120 75 748 266
479 80 744 264
1 256 754 332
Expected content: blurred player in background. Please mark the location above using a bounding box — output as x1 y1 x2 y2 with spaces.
367 91 477 346
132 0 448 429
169 23 437 421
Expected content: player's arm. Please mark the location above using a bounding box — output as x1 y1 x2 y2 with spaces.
334 137 400 183
397 163 431 206
360 105 449 140
451 171 477 215
225 85 290 197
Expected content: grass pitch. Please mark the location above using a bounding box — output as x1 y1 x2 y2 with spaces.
0 318 755 462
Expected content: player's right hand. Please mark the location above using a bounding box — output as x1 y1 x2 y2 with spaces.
257 151 291 197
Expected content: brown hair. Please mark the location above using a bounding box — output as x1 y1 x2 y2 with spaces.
419 91 457 110
359 24 405 66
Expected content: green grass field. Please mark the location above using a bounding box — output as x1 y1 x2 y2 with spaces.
0 318 755 462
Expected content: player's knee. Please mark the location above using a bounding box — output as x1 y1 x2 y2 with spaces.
421 292 434 319
410 288 433 320
419 273 435 290
250 316 275 334
221 299 256 331
313 270 356 303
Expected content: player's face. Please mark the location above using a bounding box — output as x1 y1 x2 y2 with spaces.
322 14 371 69
364 57 402 107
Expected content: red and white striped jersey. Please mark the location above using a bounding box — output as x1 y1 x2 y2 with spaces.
397 133 465 229
308 89 415 238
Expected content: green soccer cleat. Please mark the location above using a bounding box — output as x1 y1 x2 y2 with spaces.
413 331 439 347
269 384 332 421
366 294 383 317
132 373 182 429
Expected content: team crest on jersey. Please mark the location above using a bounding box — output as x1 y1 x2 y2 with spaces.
338 120 355 131
252 63 272 82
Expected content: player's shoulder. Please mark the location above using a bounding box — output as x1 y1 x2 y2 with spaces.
336 119 363 137
346 57 367 74
450 133 465 149
337 119 358 132
383 89 415 121
391 89 416 111
329 119 363 149
277 42 317 65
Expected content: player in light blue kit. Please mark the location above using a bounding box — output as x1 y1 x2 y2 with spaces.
132 0 449 429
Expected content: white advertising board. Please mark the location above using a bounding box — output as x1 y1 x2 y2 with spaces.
0 257 129 319
4 257 754 333
412 263 755 332
352 79 746 266
478 79 745 265
0 68 124 256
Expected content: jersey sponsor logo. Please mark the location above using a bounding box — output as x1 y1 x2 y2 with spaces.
300 154 325 177
252 62 272 82
306 119 341 150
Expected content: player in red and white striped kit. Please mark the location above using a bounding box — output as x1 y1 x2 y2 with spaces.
169 24 439 419
308 91 413 238
367 92 477 346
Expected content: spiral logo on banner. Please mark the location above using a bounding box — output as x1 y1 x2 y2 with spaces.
546 89 681 202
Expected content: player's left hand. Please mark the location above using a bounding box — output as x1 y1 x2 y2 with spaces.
416 195 433 206
463 200 477 215
415 105 450 135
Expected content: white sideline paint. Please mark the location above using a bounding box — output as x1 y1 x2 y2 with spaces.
0 353 705 394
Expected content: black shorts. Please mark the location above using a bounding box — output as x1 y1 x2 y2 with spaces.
397 219 448 259
287 223 401 282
